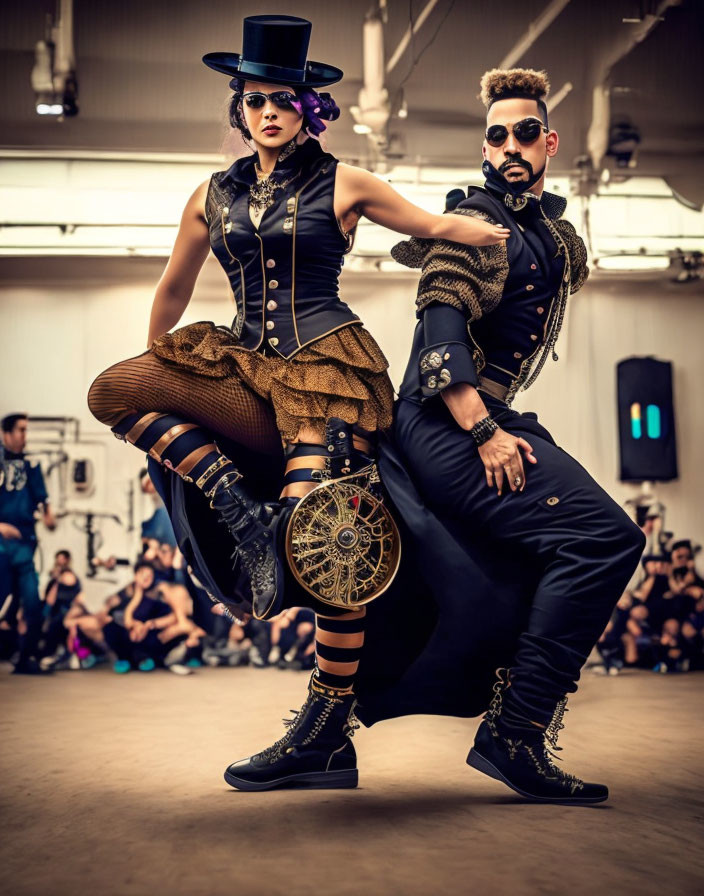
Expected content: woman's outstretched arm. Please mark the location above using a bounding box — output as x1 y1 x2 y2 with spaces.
334 163 510 246
147 180 212 347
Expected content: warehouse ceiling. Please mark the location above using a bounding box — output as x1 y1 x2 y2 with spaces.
2 0 703 206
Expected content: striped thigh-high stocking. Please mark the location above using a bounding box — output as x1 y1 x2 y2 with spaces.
112 412 237 497
287 423 375 691
314 609 366 693
280 441 329 500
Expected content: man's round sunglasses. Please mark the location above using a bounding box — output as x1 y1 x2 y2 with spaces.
242 90 298 110
485 117 549 147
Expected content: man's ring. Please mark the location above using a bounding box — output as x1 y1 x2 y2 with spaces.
514 475 522 486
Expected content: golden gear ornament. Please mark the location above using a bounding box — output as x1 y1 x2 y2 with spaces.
285 466 401 610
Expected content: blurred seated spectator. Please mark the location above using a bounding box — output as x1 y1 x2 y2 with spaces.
101 561 183 673
595 590 634 674
682 593 704 671
267 608 315 670
39 550 88 667
202 610 254 667
622 554 671 667
139 468 177 548
596 539 704 675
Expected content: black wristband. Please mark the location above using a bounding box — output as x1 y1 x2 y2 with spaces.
469 415 498 446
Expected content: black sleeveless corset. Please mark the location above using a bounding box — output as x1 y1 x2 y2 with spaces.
206 140 359 359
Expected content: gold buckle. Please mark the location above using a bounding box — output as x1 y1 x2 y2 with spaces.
195 455 231 490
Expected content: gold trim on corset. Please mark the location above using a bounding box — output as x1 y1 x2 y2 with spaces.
220 206 246 332
290 163 333 350
254 230 267 351
272 320 364 361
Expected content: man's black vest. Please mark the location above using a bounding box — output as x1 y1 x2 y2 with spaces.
456 187 567 394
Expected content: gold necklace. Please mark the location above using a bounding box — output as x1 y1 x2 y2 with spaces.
249 139 298 213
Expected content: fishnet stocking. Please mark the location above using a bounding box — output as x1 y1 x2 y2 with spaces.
88 350 282 455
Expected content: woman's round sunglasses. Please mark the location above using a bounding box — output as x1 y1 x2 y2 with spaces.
242 90 298 111
485 117 549 147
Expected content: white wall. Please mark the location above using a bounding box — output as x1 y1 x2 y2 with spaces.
1 257 703 600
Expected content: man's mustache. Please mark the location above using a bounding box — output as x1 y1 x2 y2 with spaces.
499 157 533 176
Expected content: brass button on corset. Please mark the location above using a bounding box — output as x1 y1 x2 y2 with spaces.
266 258 276 269
530 263 537 270
268 279 279 289
546 496 560 506
266 299 278 311
526 284 535 291
530 334 538 341
513 351 523 359
537 306 545 314
269 337 279 347
266 320 276 330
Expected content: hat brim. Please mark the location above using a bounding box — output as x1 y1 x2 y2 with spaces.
202 52 343 88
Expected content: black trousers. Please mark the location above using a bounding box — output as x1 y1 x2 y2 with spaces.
103 621 180 666
395 395 645 725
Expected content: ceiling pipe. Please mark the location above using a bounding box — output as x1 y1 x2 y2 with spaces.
386 0 442 74
53 0 76 91
499 0 574 69
350 10 391 161
546 81 573 114
585 0 682 171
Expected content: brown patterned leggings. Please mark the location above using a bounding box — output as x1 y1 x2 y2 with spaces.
88 349 367 690
88 350 283 455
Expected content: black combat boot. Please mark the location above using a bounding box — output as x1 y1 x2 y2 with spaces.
224 674 359 791
466 670 608 804
209 472 284 619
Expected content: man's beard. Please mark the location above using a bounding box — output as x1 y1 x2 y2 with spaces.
499 157 534 180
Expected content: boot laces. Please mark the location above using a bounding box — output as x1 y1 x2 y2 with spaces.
540 700 584 792
235 535 274 596
256 686 357 763
484 667 510 733
485 675 584 794
544 697 567 757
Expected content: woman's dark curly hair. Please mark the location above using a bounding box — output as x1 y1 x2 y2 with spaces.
228 77 340 142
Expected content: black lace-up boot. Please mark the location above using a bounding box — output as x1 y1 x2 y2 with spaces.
224 674 359 791
208 472 284 619
466 670 608 804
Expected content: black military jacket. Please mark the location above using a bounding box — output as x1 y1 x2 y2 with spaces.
394 183 588 406
206 139 358 359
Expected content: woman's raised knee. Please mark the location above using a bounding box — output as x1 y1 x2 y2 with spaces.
87 366 131 426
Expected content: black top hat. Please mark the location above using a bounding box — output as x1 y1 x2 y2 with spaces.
203 15 343 88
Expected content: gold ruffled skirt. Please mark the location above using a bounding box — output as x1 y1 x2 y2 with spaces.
151 321 394 442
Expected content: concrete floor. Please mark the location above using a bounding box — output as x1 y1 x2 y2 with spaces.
2 665 703 896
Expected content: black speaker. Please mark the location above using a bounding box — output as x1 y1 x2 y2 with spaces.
617 357 677 482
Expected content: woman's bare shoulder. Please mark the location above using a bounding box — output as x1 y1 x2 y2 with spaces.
336 162 376 186
180 178 211 224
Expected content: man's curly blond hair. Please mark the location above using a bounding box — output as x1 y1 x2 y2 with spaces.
479 68 550 109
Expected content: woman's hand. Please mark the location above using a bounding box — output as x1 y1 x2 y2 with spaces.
478 427 537 496
432 213 511 247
